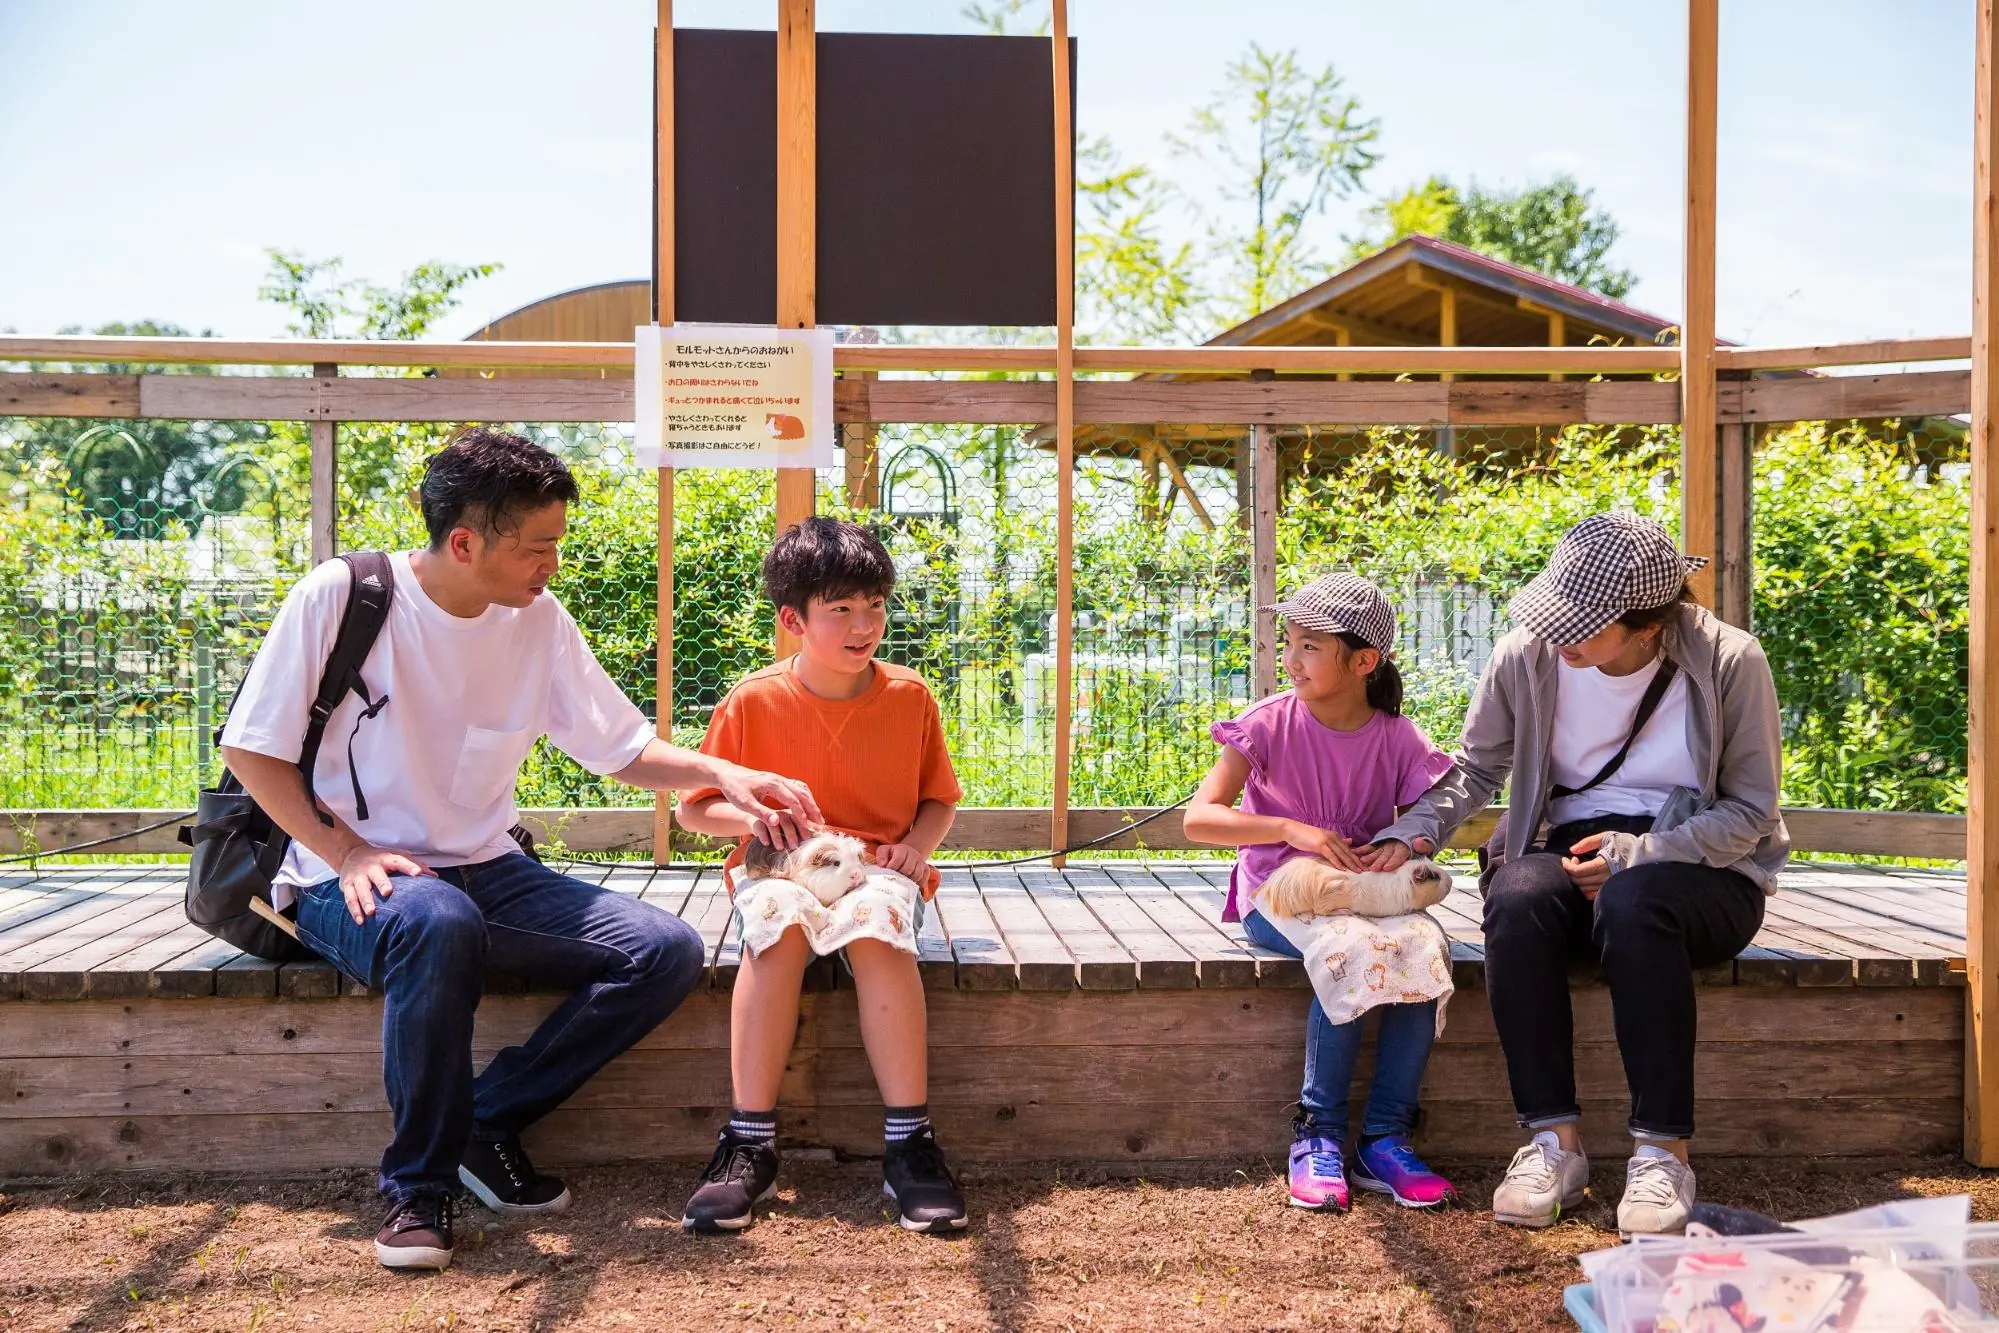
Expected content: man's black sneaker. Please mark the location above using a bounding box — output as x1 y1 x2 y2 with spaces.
375 1192 455 1271
882 1126 968 1233
459 1132 572 1215
682 1129 780 1233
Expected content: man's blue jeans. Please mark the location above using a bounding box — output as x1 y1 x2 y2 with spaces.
295 853 705 1204
1242 909 1437 1139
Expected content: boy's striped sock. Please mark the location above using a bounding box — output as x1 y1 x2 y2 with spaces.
884 1104 931 1144
728 1108 778 1144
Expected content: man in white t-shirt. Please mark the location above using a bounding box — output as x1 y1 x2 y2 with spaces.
221 428 822 1272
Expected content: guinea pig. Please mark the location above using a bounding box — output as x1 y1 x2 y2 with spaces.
1255 856 1452 922
741 830 871 907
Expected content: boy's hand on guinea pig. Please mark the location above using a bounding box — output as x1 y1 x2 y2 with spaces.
1280 820 1366 871
1362 837 1437 872
875 842 931 882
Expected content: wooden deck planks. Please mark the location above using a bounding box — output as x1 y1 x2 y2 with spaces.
0 858 1973 996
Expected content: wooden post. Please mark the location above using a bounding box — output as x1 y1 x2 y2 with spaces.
309 363 337 565
843 388 880 509
1681 0 1720 604
1717 420 1752 628
774 0 817 659
1437 287 1457 384
1251 422 1279 699
1966 0 1999 1166
1050 0 1075 861
1548 310 1567 384
653 0 677 865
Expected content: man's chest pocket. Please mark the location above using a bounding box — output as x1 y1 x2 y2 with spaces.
449 726 531 808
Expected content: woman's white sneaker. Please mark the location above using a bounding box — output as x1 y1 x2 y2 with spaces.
1617 1148 1694 1236
1492 1132 1588 1228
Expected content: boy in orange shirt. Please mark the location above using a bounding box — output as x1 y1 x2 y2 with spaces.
677 517 965 1234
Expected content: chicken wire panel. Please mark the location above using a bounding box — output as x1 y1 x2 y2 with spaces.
1751 416 1968 814
1065 426 1250 809
818 420 1062 808
1271 420 1687 752
1 414 311 807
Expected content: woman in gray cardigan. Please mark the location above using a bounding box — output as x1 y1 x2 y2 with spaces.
1377 513 1788 1237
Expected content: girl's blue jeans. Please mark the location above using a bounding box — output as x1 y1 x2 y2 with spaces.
1242 909 1437 1139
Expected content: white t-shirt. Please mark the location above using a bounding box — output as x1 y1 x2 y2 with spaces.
220 553 656 902
1546 654 1699 826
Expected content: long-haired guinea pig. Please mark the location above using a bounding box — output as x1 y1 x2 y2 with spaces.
1255 856 1452 922
741 831 872 907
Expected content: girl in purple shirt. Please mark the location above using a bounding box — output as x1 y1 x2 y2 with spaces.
1185 572 1461 1213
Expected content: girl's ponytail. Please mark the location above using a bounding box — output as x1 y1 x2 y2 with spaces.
1336 632 1404 717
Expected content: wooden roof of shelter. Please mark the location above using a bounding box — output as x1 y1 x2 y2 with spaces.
1061 235 1685 467
442 280 650 378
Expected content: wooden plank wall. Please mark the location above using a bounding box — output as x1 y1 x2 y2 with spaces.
0 986 1960 1175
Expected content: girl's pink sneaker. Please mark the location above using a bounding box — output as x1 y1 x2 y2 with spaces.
1287 1135 1351 1212
1352 1134 1457 1209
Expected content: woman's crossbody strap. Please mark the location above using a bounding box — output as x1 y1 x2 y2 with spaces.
1547 658 1680 801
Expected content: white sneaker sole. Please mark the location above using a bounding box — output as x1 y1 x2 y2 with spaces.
374 1240 453 1270
458 1166 572 1216
682 1183 777 1233
883 1182 968 1232
1494 1190 1588 1229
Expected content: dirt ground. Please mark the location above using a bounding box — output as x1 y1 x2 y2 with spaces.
2 1155 1995 1333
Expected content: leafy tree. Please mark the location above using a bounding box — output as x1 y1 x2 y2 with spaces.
1348 174 1637 299
1168 43 1382 320
258 250 501 342
1075 136 1207 344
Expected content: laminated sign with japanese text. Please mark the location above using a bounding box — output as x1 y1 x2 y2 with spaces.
634 324 835 470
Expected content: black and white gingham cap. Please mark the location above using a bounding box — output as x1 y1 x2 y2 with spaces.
1509 512 1709 645
1261 572 1397 653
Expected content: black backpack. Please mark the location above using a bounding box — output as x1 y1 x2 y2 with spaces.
181 551 396 960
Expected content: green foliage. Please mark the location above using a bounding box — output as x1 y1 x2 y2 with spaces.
258 251 502 341
1169 43 1383 319
1346 174 1638 299
1076 137 1208 345
1752 423 1967 812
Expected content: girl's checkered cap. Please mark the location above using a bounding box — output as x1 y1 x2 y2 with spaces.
1261 572 1397 653
1508 512 1709 645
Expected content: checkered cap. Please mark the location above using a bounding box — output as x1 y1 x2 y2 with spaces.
1261 572 1397 653
1508 512 1709 645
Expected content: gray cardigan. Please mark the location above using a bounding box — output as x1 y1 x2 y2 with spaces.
1379 603 1791 892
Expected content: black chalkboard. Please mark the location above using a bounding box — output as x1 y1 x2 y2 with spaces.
666 29 1075 328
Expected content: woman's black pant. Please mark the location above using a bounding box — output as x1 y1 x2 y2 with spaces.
1481 826 1766 1140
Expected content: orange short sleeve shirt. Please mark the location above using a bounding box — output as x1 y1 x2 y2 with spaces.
683 659 963 897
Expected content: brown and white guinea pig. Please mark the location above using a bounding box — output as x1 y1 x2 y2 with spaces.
1255 856 1453 923
741 830 871 907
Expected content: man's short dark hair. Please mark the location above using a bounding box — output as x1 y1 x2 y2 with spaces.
763 516 896 615
420 427 580 549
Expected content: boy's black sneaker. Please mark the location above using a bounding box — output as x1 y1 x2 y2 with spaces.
882 1125 968 1233
459 1131 571 1215
375 1192 455 1270
682 1129 780 1233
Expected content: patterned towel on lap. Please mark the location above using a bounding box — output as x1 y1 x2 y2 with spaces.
1260 907 1455 1036
734 866 922 960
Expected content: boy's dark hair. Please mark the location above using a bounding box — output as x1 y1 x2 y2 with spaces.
763 516 896 615
1335 631 1405 717
419 427 579 550
1616 582 1699 635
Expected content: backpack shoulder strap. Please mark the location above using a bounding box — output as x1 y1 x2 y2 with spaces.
300 552 395 825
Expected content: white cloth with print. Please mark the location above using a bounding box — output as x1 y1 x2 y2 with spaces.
1547 654 1699 826
220 553 656 906
1257 902 1455 1037
734 867 922 960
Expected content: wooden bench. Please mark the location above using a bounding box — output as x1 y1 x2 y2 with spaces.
0 860 1967 1177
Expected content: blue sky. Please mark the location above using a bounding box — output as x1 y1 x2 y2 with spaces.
0 1 1973 346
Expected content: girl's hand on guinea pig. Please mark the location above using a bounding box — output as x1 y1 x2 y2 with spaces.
1281 821 1366 871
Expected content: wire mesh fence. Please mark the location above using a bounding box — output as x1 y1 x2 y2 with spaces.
0 392 1974 826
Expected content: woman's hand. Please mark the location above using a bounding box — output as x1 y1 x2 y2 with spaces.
1362 836 1435 872
1283 820 1367 871
1562 832 1614 898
